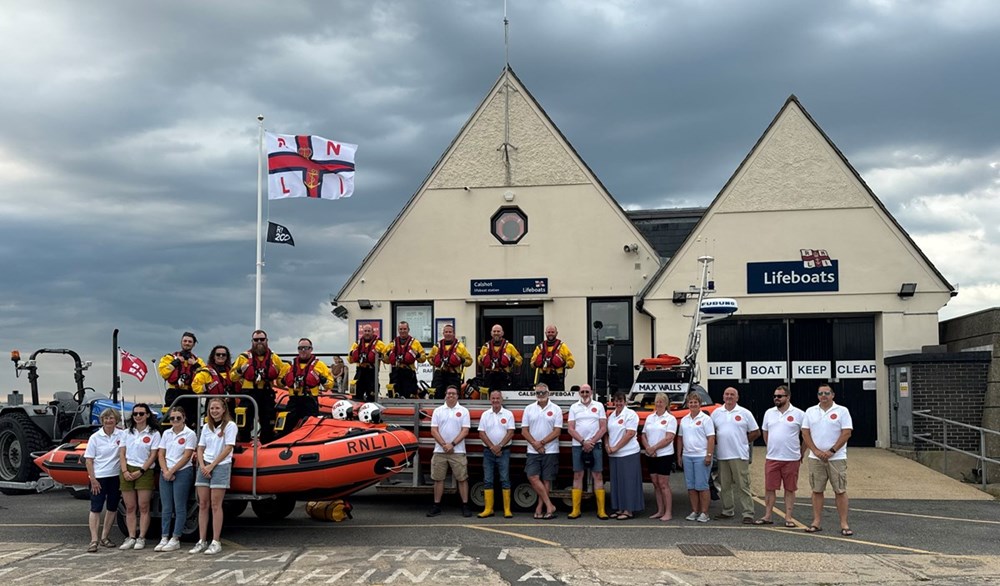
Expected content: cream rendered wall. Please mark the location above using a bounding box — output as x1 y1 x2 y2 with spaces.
643 99 952 447
340 70 660 388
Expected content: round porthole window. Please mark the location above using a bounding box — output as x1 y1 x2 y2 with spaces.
490 206 528 245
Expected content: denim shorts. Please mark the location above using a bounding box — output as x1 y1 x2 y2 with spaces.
571 444 603 472
683 455 711 491
195 463 232 489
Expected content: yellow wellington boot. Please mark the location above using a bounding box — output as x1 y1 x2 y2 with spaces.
502 489 513 518
478 489 495 518
567 489 583 519
595 488 609 520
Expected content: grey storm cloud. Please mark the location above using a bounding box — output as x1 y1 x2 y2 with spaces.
2 0 1000 400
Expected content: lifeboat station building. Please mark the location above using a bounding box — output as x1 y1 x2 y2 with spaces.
333 67 954 449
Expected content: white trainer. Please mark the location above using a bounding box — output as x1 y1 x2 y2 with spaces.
697 513 711 523
133 538 146 550
204 540 222 555
189 540 207 554
153 537 170 552
119 537 137 550
685 512 699 521
162 537 181 552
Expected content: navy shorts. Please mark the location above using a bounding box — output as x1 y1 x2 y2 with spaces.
647 453 674 476
90 476 121 513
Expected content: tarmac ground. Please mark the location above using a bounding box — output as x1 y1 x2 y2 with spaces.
1 448 997 585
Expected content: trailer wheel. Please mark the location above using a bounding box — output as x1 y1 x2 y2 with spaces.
512 482 538 511
222 500 248 518
469 481 486 508
252 496 296 521
0 411 50 495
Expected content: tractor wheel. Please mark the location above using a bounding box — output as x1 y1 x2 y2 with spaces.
0 411 50 495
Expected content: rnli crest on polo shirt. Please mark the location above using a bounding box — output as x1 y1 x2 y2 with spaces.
831 413 838 420
787 415 794 422
143 436 151 443
178 438 186 445
735 415 742 422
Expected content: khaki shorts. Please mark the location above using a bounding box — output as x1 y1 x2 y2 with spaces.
430 453 469 482
808 458 847 494
120 464 155 492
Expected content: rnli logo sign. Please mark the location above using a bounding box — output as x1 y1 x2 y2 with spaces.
746 249 839 294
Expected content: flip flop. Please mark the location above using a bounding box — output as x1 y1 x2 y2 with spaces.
533 513 544 520
804 525 822 533
753 518 774 525
841 528 854 536
616 512 633 520
541 512 558 520
784 521 797 528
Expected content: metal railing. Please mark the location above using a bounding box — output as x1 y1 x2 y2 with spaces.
912 409 1000 488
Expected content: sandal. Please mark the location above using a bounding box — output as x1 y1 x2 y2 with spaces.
841 528 854 537
99 537 115 548
804 525 822 533
753 518 774 525
87 541 98 553
616 512 633 520
784 521 797 528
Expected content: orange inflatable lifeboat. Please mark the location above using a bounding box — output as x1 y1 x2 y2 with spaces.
230 416 416 500
35 416 417 502
639 354 683 370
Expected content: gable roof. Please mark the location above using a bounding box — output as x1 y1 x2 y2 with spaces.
334 65 658 302
639 94 955 304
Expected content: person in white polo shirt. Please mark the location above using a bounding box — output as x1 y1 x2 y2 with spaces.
642 392 678 521
427 385 472 518
190 397 238 555
476 390 515 518
521 382 563 520
711 387 760 523
84 408 126 553
566 383 608 520
801 383 854 536
757 384 805 527
677 391 715 523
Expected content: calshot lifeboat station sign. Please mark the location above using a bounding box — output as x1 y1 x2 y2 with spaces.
746 249 839 294
471 278 549 296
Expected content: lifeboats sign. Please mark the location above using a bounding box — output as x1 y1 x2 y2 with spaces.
470 278 548 296
746 249 839 294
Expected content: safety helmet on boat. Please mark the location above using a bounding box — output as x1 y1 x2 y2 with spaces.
331 400 354 420
358 402 384 424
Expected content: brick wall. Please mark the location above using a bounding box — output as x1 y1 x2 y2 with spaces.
909 360 988 453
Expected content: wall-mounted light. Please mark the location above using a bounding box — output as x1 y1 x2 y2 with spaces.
672 291 688 304
331 305 349 319
898 283 917 298
358 299 374 310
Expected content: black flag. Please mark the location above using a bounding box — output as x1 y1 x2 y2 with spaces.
266 221 295 246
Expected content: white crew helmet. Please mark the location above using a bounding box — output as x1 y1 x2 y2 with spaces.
331 400 354 420
358 402 384 424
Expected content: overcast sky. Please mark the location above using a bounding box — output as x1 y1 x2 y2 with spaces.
2 0 999 403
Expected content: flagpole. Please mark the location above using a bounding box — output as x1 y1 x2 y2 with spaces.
255 115 265 330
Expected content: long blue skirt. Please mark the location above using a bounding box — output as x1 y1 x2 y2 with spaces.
609 453 645 512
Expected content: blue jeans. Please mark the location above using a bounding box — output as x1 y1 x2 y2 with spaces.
160 466 194 537
482 448 511 490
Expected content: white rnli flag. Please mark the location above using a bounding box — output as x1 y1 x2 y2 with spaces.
266 132 357 200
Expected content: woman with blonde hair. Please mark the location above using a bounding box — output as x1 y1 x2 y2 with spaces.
190 396 237 555
642 392 678 521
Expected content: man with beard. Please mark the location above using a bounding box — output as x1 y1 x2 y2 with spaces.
280 338 332 434
158 332 206 429
428 324 473 399
348 324 387 402
530 325 574 391
383 321 426 399
478 324 522 391
231 330 288 444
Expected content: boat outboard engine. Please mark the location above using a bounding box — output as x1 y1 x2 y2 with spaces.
331 400 354 421
358 402 384 424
